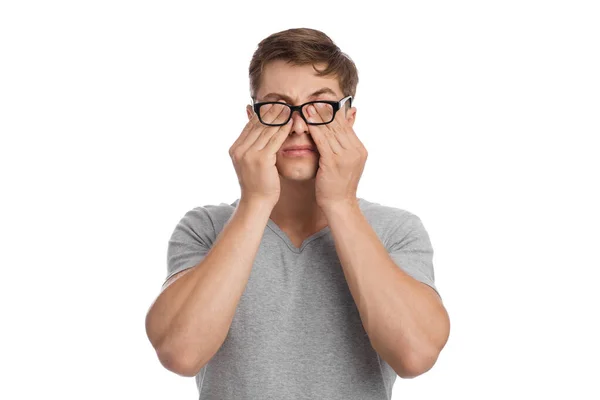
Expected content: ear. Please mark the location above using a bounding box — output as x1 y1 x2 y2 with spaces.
345 106 357 127
246 104 253 120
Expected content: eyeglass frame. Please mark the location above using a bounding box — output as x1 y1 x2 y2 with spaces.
251 95 353 126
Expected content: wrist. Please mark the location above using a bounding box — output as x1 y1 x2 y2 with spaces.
319 197 360 216
238 196 277 216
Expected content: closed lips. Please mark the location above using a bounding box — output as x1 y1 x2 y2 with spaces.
283 146 315 151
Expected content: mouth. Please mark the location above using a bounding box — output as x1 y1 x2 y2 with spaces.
281 148 317 156
282 145 316 151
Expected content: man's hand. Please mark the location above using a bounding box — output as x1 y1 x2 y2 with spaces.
229 106 292 207
307 103 368 211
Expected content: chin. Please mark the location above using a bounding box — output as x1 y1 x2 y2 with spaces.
276 163 318 181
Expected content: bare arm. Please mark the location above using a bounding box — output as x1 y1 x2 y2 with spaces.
145 198 273 377
322 202 450 379
147 105 292 376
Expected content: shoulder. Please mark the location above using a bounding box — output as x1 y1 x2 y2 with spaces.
358 197 427 246
358 197 422 228
172 199 239 238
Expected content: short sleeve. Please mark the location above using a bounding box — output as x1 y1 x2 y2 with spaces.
387 213 441 300
165 207 216 285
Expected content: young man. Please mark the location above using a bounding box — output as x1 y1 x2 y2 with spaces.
145 28 450 399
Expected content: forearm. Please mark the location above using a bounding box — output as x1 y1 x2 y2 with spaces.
323 201 449 377
148 199 273 375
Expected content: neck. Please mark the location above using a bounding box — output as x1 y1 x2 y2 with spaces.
269 177 327 232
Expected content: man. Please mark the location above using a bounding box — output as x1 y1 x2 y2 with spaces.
145 28 450 399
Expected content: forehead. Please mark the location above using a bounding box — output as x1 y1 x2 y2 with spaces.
256 59 343 101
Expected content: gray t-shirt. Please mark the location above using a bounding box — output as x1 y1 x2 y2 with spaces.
166 197 440 400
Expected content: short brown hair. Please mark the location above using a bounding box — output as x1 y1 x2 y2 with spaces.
249 28 359 102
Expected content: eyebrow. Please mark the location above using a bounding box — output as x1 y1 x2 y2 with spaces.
260 87 339 103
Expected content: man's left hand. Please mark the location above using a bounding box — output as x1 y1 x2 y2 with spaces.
307 103 368 211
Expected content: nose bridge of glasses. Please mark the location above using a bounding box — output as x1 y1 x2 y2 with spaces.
288 104 308 122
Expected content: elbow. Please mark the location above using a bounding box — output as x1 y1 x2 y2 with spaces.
396 365 428 380
392 349 439 379
395 361 432 380
145 309 166 352
155 344 207 378
147 324 206 377
145 309 203 377
146 316 224 377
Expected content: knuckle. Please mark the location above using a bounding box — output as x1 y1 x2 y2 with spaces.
232 150 245 163
244 151 259 164
256 154 269 166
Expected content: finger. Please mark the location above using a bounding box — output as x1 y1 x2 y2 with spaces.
343 127 362 150
259 101 291 126
236 125 269 155
251 106 291 150
238 103 287 153
308 129 333 158
231 111 262 151
307 105 342 155
325 110 353 150
335 106 363 146
263 118 294 154
313 103 349 152
304 101 333 125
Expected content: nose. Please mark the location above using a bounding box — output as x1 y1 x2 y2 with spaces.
290 109 309 135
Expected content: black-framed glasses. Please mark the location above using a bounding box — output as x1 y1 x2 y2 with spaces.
252 95 353 126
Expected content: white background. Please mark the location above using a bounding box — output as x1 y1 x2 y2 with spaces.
1 1 598 399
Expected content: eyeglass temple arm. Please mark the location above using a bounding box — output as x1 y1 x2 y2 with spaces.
339 95 353 109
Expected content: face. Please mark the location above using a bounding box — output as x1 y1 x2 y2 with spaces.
247 59 356 182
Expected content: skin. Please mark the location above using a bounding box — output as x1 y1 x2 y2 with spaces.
246 59 357 246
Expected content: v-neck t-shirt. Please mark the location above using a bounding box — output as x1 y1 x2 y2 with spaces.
165 197 440 400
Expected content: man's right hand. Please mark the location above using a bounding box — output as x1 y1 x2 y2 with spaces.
229 104 292 207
